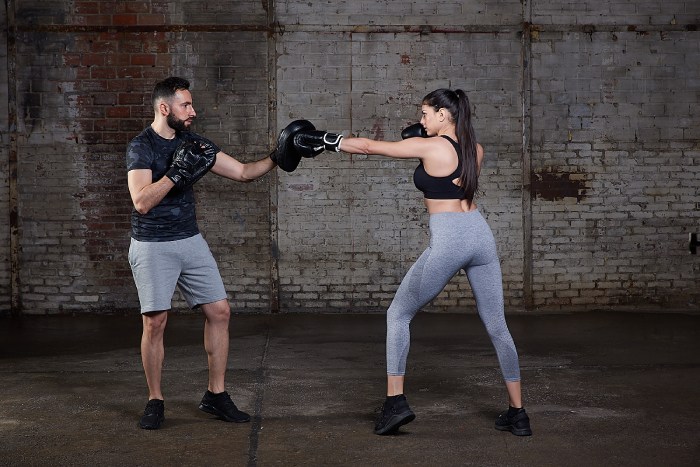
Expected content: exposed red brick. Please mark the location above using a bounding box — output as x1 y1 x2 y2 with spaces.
106 106 131 118
90 41 119 54
105 55 131 67
90 67 117 79
130 54 156 66
142 68 169 79
118 40 145 54
75 119 95 132
112 14 138 26
80 133 102 144
74 2 100 15
75 67 91 79
138 14 166 25
120 119 145 132
75 14 111 26
93 119 120 131
111 66 137 78
81 54 106 67
125 2 151 14
63 54 81 66
102 132 132 144
144 41 169 53
118 93 146 105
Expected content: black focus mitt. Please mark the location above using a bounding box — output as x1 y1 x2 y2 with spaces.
272 120 321 172
165 139 218 189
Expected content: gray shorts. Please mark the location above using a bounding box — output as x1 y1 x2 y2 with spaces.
128 234 228 313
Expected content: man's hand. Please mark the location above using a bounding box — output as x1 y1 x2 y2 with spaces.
165 139 217 189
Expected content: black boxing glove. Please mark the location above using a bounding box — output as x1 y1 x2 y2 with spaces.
165 138 218 189
293 130 344 154
401 123 427 139
292 131 322 155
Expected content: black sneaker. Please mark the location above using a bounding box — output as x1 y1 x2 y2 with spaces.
374 394 416 435
198 390 251 423
139 399 164 430
495 407 532 436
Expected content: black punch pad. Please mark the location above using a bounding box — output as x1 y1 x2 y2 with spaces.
275 119 316 172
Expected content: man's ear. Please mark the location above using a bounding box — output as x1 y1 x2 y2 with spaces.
158 101 169 116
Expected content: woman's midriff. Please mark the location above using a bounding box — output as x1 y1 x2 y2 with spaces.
424 198 477 214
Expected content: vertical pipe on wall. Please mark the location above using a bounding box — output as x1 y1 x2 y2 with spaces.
266 0 280 313
5 0 20 316
520 2 534 309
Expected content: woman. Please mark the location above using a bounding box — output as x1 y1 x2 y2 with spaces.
296 88 531 437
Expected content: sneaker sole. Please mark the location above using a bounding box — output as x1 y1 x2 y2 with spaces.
138 416 164 430
495 424 532 436
198 402 251 423
374 410 416 435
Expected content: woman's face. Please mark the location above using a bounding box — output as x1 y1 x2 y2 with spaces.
420 104 446 136
420 104 452 136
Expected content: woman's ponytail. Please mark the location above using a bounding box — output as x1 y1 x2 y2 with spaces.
454 89 478 200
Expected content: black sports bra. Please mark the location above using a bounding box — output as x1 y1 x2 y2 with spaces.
413 135 467 200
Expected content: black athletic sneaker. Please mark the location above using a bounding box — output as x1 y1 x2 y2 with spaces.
198 390 251 423
374 394 416 435
139 399 164 430
495 407 532 436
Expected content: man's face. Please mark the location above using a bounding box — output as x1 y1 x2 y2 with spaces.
165 89 196 132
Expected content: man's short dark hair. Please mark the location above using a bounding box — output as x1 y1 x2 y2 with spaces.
152 77 190 107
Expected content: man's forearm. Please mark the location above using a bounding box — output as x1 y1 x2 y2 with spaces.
133 177 175 214
240 155 276 182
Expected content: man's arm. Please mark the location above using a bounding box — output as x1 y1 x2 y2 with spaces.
128 169 175 215
209 151 276 183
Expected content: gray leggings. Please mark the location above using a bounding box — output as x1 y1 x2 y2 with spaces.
386 210 521 382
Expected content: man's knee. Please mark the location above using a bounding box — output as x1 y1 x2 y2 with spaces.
202 300 230 324
143 311 168 337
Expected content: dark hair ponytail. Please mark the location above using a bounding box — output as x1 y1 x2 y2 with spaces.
422 88 478 200
453 89 478 200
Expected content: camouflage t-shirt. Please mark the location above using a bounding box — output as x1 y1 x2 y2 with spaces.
126 127 220 242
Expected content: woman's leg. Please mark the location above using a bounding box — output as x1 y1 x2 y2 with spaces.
385 245 465 389
466 259 531 436
463 214 532 435
465 260 522 388
505 380 523 408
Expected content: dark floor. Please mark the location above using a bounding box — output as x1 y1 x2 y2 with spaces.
1 311 699 466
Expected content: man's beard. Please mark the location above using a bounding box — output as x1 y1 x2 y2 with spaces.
167 114 192 133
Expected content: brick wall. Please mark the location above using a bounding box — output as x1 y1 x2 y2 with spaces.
1 1 698 315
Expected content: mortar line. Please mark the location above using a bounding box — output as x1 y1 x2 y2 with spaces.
266 0 280 313
246 318 272 467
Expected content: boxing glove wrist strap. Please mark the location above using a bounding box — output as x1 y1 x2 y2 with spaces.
323 133 343 152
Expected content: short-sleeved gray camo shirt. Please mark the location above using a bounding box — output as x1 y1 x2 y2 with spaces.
126 127 220 242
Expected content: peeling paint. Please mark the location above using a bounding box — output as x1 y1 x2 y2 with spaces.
531 168 587 202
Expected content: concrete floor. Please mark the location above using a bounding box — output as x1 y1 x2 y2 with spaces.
1 311 698 466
